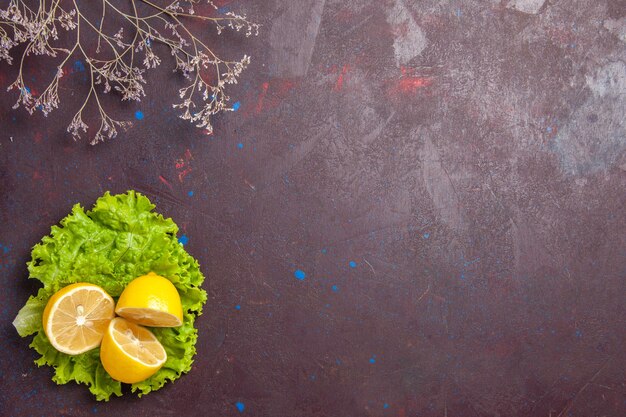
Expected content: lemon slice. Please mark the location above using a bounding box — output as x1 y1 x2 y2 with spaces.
115 272 183 327
100 317 167 383
42 283 115 355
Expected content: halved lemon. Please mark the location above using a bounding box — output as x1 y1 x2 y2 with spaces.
115 272 183 327
42 283 115 355
100 317 167 383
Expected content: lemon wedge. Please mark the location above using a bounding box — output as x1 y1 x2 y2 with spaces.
100 317 167 383
42 283 115 355
115 272 183 327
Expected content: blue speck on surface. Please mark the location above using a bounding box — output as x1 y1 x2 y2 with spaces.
73 60 85 72
178 235 189 245
331 285 338 292
369 357 376 364
232 101 241 111
575 329 582 338
546 126 552 133
349 261 357 268
294 269 306 280
321 248 327 254
456 8 462 17
218 6 229 14
310 374 316 380
188 191 194 197
336 358 342 365
423 233 430 239
384 403 389 409
235 402 245 413
237 143 244 149
135 110 144 120
235 304 241 310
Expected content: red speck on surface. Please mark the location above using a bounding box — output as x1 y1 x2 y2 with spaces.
334 64 350 92
175 149 193 182
175 149 192 169
395 77 433 93
273 79 295 96
159 175 173 191
178 168 192 183
388 66 434 94
33 132 43 143
255 81 269 113
251 79 295 115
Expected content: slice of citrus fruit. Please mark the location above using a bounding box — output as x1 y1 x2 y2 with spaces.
100 317 167 383
42 283 115 355
115 272 183 327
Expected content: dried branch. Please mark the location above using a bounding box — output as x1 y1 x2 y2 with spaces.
0 0 259 144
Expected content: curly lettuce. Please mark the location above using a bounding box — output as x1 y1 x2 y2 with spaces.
12 191 207 401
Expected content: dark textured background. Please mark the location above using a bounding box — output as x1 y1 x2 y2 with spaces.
1 0 625 416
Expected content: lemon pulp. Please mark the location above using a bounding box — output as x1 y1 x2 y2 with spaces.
100 317 167 383
42 283 115 355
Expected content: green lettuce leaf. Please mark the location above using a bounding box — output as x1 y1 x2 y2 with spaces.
12 191 207 401
12 288 47 337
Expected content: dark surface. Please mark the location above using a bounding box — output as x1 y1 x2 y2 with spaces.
1 1 625 416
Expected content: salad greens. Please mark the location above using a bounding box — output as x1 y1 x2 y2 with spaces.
12 191 207 401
